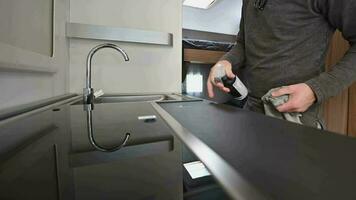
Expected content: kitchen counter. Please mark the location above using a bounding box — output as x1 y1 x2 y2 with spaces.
159 101 356 200
1 97 356 200
0 100 184 200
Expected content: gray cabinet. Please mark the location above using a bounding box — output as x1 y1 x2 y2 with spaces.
0 125 60 200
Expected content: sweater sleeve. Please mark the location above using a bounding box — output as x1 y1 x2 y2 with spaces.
219 1 246 69
305 0 356 103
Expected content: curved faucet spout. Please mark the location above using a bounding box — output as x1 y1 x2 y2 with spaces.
84 43 129 105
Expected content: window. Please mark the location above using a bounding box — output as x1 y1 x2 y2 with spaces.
186 73 203 93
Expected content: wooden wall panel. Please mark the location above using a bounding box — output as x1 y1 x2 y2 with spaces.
324 90 349 134
184 49 226 64
349 83 356 137
323 31 350 135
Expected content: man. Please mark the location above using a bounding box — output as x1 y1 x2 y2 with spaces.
207 0 356 128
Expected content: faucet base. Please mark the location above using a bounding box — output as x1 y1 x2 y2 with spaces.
83 88 94 105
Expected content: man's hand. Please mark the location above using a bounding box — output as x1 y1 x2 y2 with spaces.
207 60 235 98
272 83 316 113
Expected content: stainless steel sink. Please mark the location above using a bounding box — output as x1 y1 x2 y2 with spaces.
73 94 202 105
95 95 173 103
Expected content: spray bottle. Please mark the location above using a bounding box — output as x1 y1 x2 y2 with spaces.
214 64 248 100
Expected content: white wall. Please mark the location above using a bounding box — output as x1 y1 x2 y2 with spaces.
69 0 182 94
183 0 242 35
0 0 70 110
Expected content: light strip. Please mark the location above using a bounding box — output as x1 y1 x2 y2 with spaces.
183 0 217 9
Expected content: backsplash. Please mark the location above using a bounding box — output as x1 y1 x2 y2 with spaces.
69 0 182 94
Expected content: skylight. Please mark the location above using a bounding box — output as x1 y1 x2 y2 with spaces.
183 0 218 9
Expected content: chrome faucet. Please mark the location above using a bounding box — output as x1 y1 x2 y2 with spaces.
83 43 129 105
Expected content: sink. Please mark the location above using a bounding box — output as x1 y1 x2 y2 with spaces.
73 94 202 105
95 95 174 103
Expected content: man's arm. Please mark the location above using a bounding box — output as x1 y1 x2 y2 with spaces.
207 1 246 98
219 1 246 68
275 0 356 113
305 0 356 103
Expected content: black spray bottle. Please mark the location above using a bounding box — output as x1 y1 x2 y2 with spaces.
214 64 248 100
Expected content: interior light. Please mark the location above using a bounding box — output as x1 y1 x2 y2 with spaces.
183 0 218 9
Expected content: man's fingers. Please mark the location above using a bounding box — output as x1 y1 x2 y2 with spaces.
207 80 215 98
207 61 235 98
207 80 230 98
276 100 297 112
225 67 235 79
216 83 231 93
216 82 224 89
222 87 231 93
276 102 293 112
272 86 293 97
209 72 216 84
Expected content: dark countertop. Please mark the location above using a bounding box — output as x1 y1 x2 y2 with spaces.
70 102 175 153
1 98 356 200
0 101 184 200
159 101 356 200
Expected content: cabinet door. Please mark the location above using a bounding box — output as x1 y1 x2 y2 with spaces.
0 125 60 200
349 83 356 137
323 31 350 135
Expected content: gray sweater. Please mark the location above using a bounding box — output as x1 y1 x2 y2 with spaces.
221 0 356 118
